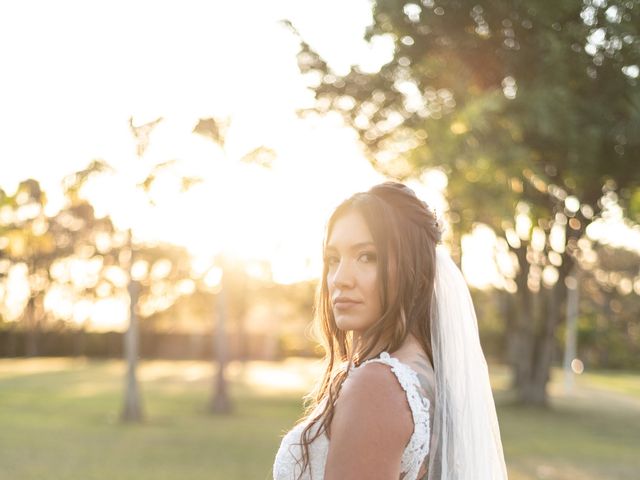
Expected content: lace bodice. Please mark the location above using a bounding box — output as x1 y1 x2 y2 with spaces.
273 352 431 480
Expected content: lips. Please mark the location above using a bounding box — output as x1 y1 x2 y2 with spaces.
333 297 362 308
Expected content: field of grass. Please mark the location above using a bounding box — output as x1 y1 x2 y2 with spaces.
0 357 638 480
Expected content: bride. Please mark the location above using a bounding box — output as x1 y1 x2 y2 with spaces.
273 181 508 479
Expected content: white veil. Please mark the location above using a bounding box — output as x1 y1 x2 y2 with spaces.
427 246 508 479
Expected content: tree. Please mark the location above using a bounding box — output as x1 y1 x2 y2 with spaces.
290 0 640 405
118 116 204 422
54 146 199 421
59 161 118 356
0 169 117 357
0 180 53 356
193 116 276 414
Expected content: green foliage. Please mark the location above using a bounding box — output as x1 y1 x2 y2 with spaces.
294 0 640 223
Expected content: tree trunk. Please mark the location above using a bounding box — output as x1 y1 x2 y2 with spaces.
25 296 39 357
511 243 534 395
511 250 573 406
121 233 144 423
121 278 143 422
510 241 552 406
528 286 558 405
563 267 580 392
211 274 232 414
502 289 518 367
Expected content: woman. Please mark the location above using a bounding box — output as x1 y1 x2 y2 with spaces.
273 182 508 479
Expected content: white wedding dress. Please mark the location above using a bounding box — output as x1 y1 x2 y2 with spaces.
273 352 433 480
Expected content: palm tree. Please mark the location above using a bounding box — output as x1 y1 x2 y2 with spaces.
121 116 203 422
120 116 164 422
193 116 276 414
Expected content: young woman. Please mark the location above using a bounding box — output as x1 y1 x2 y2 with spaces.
273 182 508 480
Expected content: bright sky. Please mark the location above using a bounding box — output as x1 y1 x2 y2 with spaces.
0 0 476 330
0 0 399 282
2 1 636 332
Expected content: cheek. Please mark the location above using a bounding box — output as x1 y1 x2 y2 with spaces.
365 269 382 311
366 270 378 294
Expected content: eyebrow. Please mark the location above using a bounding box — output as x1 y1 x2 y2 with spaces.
324 241 376 253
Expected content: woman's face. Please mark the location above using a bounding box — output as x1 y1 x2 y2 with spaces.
325 209 382 334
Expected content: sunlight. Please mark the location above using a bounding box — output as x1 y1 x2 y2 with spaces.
238 357 325 394
461 224 503 290
0 357 80 378
0 0 437 297
90 296 129 332
1 263 29 321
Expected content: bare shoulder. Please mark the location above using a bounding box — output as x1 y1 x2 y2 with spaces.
324 362 413 479
340 362 413 417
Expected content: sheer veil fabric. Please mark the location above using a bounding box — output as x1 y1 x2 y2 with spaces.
427 246 508 479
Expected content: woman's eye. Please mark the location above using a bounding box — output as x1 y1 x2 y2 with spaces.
325 256 339 265
359 252 377 263
324 253 376 265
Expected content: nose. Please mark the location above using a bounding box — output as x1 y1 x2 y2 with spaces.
330 258 355 289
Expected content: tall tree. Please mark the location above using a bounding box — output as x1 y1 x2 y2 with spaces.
118 116 204 422
291 0 640 405
193 116 276 414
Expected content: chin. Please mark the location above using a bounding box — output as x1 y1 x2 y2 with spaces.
334 314 368 332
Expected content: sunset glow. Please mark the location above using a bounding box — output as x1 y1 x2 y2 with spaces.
1 1 635 332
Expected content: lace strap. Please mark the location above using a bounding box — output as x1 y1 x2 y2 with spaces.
356 352 431 479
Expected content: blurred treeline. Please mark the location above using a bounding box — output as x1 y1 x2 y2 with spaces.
0 173 637 371
0 173 318 361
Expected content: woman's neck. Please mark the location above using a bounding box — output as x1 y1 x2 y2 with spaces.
352 332 422 362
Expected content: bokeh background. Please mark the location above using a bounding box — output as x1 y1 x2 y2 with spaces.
1 1 639 479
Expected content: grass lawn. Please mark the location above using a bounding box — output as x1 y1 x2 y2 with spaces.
0 357 638 480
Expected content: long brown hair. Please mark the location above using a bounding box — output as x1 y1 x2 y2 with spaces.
293 181 441 479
